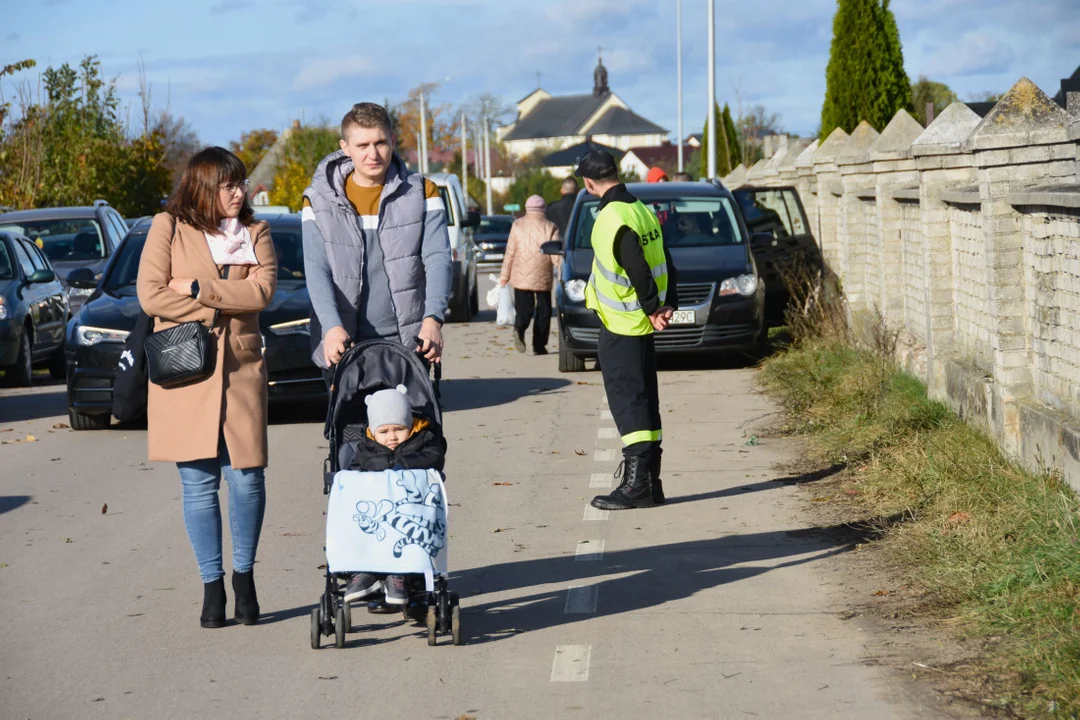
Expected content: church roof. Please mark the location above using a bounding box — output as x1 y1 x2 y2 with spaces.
502 93 609 142
587 106 668 136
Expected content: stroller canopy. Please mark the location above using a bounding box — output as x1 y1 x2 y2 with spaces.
324 339 442 440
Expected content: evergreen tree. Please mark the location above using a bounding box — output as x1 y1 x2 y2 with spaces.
820 0 912 138
698 102 742 178
911 76 957 125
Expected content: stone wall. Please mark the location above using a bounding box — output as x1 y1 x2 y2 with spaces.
727 77 1080 490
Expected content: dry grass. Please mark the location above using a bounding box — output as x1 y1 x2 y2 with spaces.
760 340 1080 718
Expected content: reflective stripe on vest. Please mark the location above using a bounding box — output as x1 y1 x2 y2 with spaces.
584 199 669 336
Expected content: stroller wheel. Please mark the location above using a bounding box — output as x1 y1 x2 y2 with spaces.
335 605 347 649
451 601 462 646
310 607 322 650
343 601 352 633
426 605 437 646
438 590 452 635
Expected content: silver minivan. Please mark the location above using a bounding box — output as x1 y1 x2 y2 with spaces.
427 173 480 322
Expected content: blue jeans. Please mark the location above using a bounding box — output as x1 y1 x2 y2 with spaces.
177 443 266 584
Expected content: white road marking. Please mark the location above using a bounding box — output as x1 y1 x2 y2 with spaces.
582 504 609 521
575 540 605 561
589 472 611 488
550 645 592 682
600 408 613 420
600 395 608 406
596 427 618 439
594 449 617 462
565 583 600 614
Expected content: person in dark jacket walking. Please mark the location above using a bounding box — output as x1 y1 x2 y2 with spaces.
545 176 579 237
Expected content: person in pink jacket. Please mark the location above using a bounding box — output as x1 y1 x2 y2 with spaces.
499 195 561 355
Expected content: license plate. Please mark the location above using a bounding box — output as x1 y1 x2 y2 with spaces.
670 310 696 325
485 253 504 260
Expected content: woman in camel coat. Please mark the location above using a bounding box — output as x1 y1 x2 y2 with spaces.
499 194 561 355
137 146 277 629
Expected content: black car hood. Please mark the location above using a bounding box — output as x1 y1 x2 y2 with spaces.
77 280 311 332
52 258 109 286
564 245 753 284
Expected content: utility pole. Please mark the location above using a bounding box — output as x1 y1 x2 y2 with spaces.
483 115 493 216
415 133 422 172
676 0 684 173
706 0 716 180
419 91 429 174
460 111 468 201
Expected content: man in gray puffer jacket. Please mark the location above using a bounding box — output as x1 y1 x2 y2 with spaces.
302 102 452 373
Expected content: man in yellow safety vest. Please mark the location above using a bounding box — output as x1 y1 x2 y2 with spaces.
575 150 679 510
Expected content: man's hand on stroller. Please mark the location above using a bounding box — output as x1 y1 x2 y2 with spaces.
417 318 444 363
324 325 351 367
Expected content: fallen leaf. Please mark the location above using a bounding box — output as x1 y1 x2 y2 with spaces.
492 528 507 533
872 590 890 597
455 715 477 720
948 512 971 524
491 482 512 486
844 489 862 496
745 435 759 446
317 676 338 681
25 434 36 442
811 496 832 502
574 449 586 456
316 564 327 569
101 503 108 515
52 423 70 430
0 563 8 568
0 428 12 432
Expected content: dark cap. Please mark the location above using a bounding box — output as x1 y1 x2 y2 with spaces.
573 149 618 180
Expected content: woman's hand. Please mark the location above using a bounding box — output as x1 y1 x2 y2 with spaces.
168 277 194 297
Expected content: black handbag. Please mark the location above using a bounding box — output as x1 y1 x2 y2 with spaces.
144 317 216 388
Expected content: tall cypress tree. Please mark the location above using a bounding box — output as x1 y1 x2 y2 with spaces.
820 0 912 138
699 102 743 177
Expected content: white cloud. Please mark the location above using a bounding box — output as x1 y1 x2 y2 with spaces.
926 31 1015 77
292 55 373 91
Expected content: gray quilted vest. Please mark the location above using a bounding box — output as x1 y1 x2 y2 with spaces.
304 152 426 361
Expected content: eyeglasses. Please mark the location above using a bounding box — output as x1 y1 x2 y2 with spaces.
220 179 250 195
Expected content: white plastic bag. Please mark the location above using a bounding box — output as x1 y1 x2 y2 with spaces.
496 284 516 326
485 273 501 309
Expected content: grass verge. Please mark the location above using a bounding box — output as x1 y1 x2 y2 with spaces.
760 339 1080 718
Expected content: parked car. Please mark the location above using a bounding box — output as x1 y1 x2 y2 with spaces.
65 213 322 430
732 185 820 327
0 201 129 315
544 181 766 372
427 173 481 322
474 214 515 277
125 216 152 230
252 206 295 217
0 230 68 386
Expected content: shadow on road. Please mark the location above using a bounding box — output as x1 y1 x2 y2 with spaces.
440 377 572 412
0 495 31 515
0 384 68 424
453 522 872 645
664 463 848 506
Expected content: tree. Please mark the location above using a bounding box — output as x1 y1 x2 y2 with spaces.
737 104 781 166
229 129 278 175
268 123 338 211
968 90 1003 103
502 168 563 210
698 102 743 178
394 82 457 155
910 76 958 126
820 0 913 138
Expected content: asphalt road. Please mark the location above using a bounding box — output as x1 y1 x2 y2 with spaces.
0 320 944 720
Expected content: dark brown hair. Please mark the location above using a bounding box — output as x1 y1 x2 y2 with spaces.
165 146 253 233
341 102 393 139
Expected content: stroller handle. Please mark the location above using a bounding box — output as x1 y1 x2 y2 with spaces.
414 336 443 403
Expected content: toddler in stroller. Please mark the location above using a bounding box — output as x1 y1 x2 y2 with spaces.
313 339 460 649
340 384 446 606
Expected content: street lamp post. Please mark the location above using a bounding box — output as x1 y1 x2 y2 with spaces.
419 91 429 175
483 115 493 216
706 0 716 180
460 111 468 201
677 0 684 173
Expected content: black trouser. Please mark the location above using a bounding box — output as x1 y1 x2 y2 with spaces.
597 327 661 459
514 289 552 352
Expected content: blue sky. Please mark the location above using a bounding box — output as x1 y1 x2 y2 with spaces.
3 0 1078 147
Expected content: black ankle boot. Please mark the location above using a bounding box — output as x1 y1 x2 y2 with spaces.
232 570 260 625
651 452 666 505
200 578 227 629
591 456 655 511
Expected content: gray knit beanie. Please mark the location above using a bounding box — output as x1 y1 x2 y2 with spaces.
365 384 412 430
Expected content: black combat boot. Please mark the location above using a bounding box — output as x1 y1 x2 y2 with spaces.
232 570 260 625
200 578 227 629
590 455 655 510
651 450 666 505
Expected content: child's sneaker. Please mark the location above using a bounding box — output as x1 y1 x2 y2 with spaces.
384 575 408 605
343 573 382 603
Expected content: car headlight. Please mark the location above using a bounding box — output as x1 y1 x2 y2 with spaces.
719 274 759 297
565 278 587 303
267 318 310 336
76 325 130 346
0 297 7 321
67 286 94 302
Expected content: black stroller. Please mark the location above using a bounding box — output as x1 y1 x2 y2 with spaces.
310 339 461 648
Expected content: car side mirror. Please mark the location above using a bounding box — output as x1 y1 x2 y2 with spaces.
463 210 481 228
27 268 56 284
751 231 776 248
66 267 97 288
540 241 565 256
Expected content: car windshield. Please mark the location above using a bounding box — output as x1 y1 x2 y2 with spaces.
271 230 305 281
571 197 743 250
0 218 106 262
102 232 147 293
479 217 513 235
0 239 15 280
